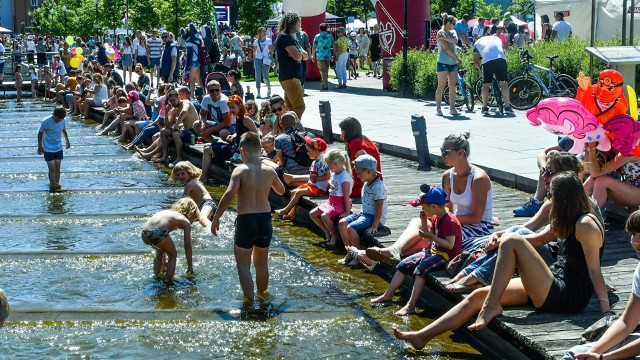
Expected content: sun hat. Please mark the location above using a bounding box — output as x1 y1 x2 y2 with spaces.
353 154 381 174
350 31 357 36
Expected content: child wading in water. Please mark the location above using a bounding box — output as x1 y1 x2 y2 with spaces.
339 154 388 268
211 132 285 303
276 137 330 220
371 185 462 316
309 149 353 246
29 65 38 98
14 65 22 101
37 107 70 192
170 161 218 228
141 197 200 280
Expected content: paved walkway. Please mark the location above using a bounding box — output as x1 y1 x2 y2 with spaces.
241 69 559 192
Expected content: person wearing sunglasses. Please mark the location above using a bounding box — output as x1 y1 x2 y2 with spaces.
193 80 232 144
159 32 178 84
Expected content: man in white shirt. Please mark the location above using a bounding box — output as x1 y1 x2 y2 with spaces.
551 13 572 42
26 36 36 64
472 17 486 42
473 34 513 114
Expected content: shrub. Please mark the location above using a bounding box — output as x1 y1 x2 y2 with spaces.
390 38 632 100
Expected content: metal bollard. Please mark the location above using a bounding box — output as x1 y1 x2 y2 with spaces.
411 114 431 171
244 86 254 102
319 100 334 143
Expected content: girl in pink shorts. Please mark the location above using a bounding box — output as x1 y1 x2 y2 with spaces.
309 149 353 247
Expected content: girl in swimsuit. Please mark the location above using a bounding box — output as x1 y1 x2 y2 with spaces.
170 160 217 228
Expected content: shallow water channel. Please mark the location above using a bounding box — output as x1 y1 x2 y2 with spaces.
0 100 488 358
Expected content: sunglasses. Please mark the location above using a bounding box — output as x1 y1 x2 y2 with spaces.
440 147 459 156
208 88 221 93
541 167 556 177
271 106 283 112
161 35 169 39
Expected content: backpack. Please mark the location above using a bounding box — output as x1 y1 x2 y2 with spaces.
285 131 314 168
198 43 210 67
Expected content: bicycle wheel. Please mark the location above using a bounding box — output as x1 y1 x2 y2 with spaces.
464 81 475 112
508 76 542 110
553 74 578 98
443 83 466 108
494 81 504 115
475 77 496 106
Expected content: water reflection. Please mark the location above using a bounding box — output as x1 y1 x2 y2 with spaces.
44 192 71 250
143 277 198 310
46 192 69 214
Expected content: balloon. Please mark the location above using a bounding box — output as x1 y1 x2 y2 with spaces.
70 58 80 68
105 47 115 56
628 85 638 121
603 115 640 156
527 97 611 154
76 47 83 55
76 55 84 61
66 36 74 45
70 48 76 55
575 70 628 125
107 54 115 60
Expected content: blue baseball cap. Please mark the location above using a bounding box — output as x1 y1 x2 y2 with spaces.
409 184 449 206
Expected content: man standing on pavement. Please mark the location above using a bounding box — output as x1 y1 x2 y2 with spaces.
159 32 178 84
455 14 472 47
36 37 48 69
147 31 163 87
551 13 572 42
275 12 308 120
295 27 311 90
473 32 513 115
312 23 334 91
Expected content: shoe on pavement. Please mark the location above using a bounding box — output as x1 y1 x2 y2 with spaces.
513 197 543 217
481 107 490 115
504 106 514 113
435 108 443 116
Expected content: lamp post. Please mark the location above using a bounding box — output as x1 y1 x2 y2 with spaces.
49 8 54 36
61 5 67 35
401 0 409 97
125 0 129 35
261 0 265 26
94 0 100 39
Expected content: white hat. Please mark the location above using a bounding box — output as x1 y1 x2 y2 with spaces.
350 31 356 36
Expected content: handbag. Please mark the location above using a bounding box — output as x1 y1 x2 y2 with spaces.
258 40 271 66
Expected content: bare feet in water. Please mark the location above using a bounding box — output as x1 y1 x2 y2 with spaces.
370 293 393 304
393 327 428 350
468 303 503 331
395 304 415 316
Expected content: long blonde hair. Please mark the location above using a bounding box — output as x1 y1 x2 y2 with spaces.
325 149 352 177
169 161 202 182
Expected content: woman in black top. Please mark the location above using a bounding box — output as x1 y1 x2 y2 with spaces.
541 15 552 41
275 12 308 120
394 171 609 350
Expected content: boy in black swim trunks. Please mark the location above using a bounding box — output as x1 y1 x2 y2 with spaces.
141 197 200 280
211 132 286 303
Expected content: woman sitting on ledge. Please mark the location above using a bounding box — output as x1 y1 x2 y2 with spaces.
394 172 609 350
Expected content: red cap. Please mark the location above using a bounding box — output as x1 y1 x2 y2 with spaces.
304 136 327 152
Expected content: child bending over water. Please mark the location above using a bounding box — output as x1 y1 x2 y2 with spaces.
170 160 218 228
141 197 200 280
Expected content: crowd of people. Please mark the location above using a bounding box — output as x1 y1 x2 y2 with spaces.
8 9 640 360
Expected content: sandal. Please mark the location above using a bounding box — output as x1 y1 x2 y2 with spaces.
360 259 379 271
444 281 482 294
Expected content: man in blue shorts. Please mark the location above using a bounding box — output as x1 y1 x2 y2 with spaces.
37 107 71 192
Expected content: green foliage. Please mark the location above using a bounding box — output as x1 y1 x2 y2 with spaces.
453 0 475 18
237 0 278 36
327 0 375 19
389 39 625 99
476 0 503 19
508 0 534 18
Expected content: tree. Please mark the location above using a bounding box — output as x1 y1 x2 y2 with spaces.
508 0 534 18
476 0 503 19
237 0 278 36
326 0 373 19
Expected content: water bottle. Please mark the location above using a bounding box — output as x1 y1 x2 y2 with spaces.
190 133 195 145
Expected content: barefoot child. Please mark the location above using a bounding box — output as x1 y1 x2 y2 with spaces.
141 197 200 280
14 65 22 101
276 137 330 220
170 161 218 228
371 185 462 316
29 65 38 98
211 132 286 303
37 107 71 192
309 149 353 246
339 154 388 267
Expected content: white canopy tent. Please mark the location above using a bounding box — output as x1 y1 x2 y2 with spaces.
346 19 367 31
534 0 640 40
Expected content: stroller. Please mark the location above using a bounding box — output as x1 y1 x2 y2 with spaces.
205 72 232 97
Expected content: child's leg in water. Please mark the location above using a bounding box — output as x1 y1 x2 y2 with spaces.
321 213 338 246
310 208 331 242
154 237 177 279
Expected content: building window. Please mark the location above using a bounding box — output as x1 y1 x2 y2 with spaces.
31 0 39 7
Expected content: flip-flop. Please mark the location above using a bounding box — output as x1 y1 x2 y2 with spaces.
365 247 387 262
360 259 379 271
445 282 482 294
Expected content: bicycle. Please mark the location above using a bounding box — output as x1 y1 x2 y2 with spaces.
508 48 578 110
475 76 497 106
443 68 475 112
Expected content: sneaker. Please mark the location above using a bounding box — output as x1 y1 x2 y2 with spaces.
504 106 514 113
435 108 443 116
266 89 271 98
513 197 543 217
481 107 490 115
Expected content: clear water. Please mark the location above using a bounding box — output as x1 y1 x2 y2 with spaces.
0 100 487 359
